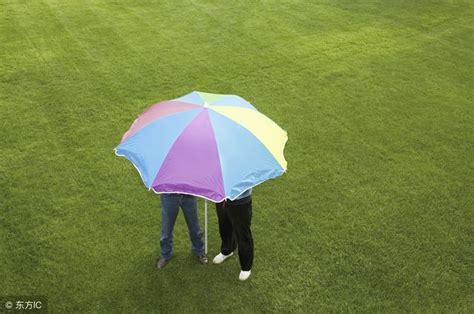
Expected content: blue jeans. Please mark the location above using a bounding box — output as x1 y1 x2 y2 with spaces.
160 194 204 259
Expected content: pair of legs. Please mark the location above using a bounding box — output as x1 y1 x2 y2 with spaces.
215 198 254 271
160 194 204 260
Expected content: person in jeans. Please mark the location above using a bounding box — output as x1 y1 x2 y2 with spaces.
156 193 208 268
213 188 253 281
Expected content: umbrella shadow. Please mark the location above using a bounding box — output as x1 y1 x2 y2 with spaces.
96 249 266 312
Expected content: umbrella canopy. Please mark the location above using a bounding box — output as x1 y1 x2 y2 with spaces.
115 91 287 202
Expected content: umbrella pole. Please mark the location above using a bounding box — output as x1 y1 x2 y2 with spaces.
205 199 208 254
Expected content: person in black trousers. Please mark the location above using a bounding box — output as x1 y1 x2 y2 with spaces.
213 188 253 281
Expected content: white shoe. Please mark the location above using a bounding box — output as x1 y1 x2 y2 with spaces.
239 270 251 281
212 252 234 264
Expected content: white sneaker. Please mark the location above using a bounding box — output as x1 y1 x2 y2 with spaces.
239 270 251 281
212 252 234 264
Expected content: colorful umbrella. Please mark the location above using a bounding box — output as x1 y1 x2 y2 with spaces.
115 91 288 201
115 91 288 253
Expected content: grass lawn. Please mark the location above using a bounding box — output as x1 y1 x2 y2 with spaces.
1 0 473 312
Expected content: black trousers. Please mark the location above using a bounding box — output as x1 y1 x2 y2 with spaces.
215 196 254 271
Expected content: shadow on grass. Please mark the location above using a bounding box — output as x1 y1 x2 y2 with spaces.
96 249 269 312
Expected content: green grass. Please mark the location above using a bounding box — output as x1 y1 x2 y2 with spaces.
1 0 473 312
